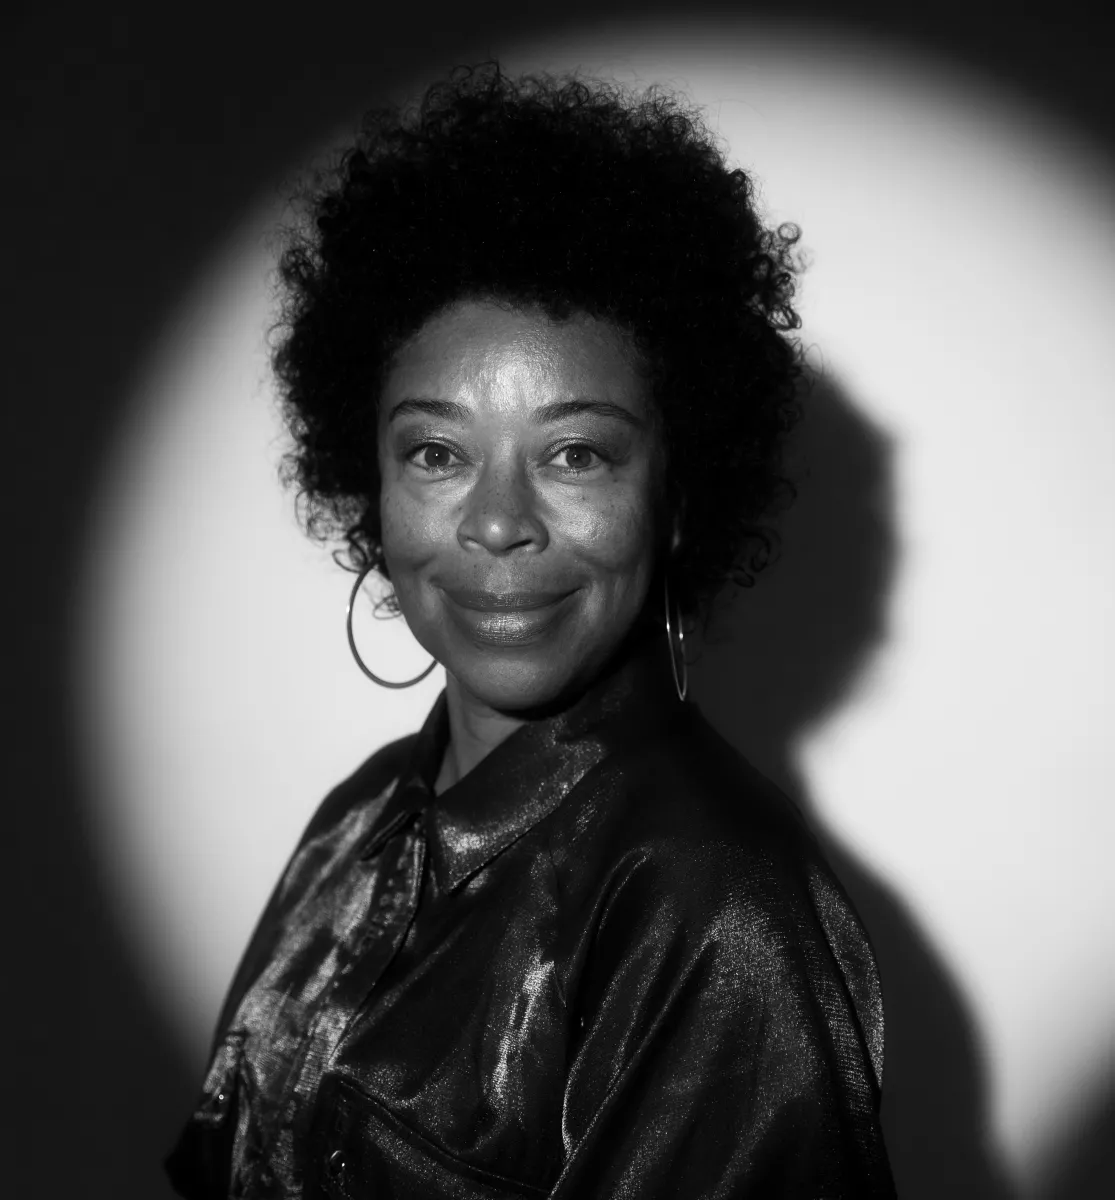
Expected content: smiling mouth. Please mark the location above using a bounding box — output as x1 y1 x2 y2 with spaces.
442 587 572 611
439 586 576 645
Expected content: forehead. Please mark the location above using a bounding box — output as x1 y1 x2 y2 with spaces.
382 298 647 413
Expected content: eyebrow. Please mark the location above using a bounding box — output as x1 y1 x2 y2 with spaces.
387 397 644 427
387 398 472 424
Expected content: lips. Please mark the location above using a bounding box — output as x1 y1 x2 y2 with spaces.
439 586 576 646
442 588 572 612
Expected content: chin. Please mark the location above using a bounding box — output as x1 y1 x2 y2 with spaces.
444 633 624 715
449 650 585 716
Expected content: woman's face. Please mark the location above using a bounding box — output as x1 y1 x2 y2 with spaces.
378 298 663 713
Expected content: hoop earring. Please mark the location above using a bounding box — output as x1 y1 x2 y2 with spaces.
346 565 438 689
663 575 689 703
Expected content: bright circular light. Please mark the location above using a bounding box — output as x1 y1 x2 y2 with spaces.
77 23 1115 1188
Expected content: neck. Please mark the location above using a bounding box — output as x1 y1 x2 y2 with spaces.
433 617 664 794
435 675 527 794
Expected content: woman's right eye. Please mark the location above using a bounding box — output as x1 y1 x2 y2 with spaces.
407 442 460 472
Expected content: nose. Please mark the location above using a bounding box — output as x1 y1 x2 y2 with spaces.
456 463 548 556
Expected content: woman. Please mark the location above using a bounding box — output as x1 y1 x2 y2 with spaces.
167 65 896 1198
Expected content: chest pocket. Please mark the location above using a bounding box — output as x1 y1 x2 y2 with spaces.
306 1074 547 1200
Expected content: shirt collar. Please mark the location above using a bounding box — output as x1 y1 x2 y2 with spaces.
368 626 688 893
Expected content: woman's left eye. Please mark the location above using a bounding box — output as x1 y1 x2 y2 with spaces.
552 444 601 472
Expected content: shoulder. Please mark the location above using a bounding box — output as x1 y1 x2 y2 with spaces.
265 734 415 901
264 732 420 913
210 731 420 1037
578 706 822 906
296 732 419 847
564 708 884 1075
560 707 868 984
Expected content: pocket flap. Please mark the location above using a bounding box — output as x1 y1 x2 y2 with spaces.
305 1074 546 1200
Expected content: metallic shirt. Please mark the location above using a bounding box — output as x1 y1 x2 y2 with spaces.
167 634 895 1198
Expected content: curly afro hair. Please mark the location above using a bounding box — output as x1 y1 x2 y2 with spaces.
274 63 804 616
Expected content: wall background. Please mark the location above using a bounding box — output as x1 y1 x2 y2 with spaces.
7 4 1114 1198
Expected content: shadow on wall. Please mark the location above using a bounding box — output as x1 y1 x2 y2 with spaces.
689 374 1018 1199
30 754 194 1199
1034 1069 1115 1199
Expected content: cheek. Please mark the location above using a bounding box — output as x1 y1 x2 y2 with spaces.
554 486 659 577
379 480 448 572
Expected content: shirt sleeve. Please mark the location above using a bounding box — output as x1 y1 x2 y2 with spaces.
552 845 896 1199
